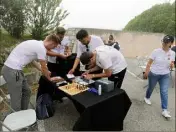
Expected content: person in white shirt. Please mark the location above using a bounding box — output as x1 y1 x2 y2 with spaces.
80 45 127 89
144 35 175 118
47 27 71 76
68 29 104 74
1 34 60 111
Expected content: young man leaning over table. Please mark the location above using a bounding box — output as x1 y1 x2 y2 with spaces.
80 45 127 89
1 34 61 111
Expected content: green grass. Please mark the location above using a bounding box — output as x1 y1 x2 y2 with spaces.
23 67 33 73
0 31 34 74
0 32 20 48
0 32 33 48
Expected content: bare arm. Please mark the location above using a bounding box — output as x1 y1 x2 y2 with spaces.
170 61 175 70
143 59 153 79
145 59 153 74
32 61 41 71
39 60 50 80
88 66 101 73
73 58 80 70
85 69 112 80
92 69 112 78
47 50 67 59
82 66 101 76
68 58 80 74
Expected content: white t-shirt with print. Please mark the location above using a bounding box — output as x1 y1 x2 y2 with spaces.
5 40 46 70
47 37 70 63
95 45 127 74
150 48 175 75
76 35 104 58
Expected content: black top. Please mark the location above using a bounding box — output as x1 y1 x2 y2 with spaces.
107 42 120 50
171 46 176 52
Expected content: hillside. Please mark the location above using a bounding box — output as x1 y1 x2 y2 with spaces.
124 2 175 35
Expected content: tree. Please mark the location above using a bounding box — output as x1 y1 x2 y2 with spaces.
0 0 27 38
124 2 175 36
27 0 69 40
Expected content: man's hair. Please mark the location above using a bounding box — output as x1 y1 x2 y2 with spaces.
109 34 114 40
80 51 93 65
56 27 66 35
162 35 174 44
76 29 89 40
46 34 61 44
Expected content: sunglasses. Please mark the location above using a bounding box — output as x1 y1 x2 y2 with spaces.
85 45 89 51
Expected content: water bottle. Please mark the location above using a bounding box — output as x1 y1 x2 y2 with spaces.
98 85 102 95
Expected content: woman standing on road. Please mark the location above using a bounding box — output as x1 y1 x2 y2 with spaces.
143 35 175 118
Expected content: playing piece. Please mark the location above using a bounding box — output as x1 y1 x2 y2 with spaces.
58 82 89 95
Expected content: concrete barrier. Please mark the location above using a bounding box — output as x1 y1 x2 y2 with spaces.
66 28 166 58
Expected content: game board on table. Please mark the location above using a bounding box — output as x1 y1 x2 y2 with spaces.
58 82 89 96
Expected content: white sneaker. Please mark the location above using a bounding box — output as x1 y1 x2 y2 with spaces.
144 97 151 105
162 110 171 118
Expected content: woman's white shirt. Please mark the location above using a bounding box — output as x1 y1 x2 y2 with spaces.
150 48 175 75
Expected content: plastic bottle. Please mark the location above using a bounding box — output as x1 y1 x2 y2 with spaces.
98 85 102 95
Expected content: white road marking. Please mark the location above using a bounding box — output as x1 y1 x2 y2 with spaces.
127 70 144 81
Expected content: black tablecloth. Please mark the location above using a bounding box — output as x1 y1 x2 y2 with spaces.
71 89 131 131
37 76 132 131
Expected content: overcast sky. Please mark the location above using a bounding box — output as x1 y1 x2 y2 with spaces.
60 0 174 30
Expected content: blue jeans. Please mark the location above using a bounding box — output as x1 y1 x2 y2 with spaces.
146 71 170 110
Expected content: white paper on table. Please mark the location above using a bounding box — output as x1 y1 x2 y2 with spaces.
66 74 75 79
56 81 67 86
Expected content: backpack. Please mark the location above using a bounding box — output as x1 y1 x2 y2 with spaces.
112 42 120 51
36 93 55 120
107 42 120 51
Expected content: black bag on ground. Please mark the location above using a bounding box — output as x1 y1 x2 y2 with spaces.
37 76 65 102
36 93 55 120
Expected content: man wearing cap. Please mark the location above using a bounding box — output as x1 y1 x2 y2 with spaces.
47 27 71 76
80 45 127 89
68 29 104 75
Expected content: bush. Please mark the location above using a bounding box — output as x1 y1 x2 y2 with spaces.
124 2 175 36
0 0 28 38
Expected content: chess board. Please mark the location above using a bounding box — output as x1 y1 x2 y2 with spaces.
58 82 89 96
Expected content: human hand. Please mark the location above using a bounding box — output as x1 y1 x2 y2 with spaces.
84 74 93 80
61 54 68 60
81 70 89 76
50 76 64 82
143 72 148 79
68 68 75 74
170 62 174 70
43 70 51 81
48 71 51 76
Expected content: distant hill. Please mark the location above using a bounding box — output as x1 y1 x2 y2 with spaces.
124 2 175 36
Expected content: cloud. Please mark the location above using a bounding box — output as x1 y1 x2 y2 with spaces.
61 0 173 30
